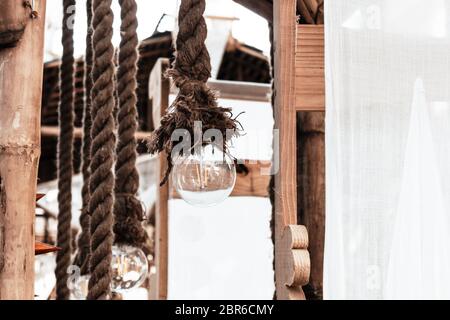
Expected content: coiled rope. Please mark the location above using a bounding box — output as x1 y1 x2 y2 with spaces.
113 0 146 247
55 0 76 301
87 0 116 300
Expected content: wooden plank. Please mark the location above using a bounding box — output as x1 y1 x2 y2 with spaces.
148 58 170 300
41 126 150 141
297 112 325 299
35 242 60 255
273 0 304 300
0 0 47 300
295 25 325 111
233 0 273 23
171 161 272 198
170 79 271 102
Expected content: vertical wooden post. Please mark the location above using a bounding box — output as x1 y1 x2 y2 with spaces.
0 0 46 299
148 58 170 300
0 1 29 48
273 0 308 300
297 112 325 299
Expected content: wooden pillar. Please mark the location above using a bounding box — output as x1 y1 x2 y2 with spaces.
148 58 170 300
0 1 30 48
0 0 46 299
295 21 325 300
297 112 325 300
273 0 310 300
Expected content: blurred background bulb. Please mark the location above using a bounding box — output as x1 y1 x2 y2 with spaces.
111 245 149 293
70 274 90 300
172 144 236 207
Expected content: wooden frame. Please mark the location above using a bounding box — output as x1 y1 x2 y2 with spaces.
150 3 325 300
149 58 274 299
148 58 171 300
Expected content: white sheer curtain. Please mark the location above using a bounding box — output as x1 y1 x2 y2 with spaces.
324 0 450 299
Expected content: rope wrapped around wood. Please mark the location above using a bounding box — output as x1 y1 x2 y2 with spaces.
113 0 146 247
147 0 240 185
74 0 94 276
87 0 116 300
55 0 76 300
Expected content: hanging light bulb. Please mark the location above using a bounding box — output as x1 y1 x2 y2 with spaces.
111 245 149 293
70 274 90 300
172 144 236 207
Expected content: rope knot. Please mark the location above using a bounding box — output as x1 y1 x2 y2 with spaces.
113 193 146 247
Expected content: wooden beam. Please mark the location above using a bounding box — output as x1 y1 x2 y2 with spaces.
0 0 30 48
274 0 305 300
171 161 272 198
41 126 150 141
233 0 273 23
171 79 271 102
148 58 170 300
295 24 325 111
0 0 46 300
297 112 325 299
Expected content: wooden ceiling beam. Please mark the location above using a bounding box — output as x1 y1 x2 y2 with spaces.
233 0 273 23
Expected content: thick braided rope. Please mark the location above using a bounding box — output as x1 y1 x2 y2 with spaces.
148 0 240 185
171 0 211 86
113 0 146 246
74 0 94 276
87 0 116 300
56 0 76 300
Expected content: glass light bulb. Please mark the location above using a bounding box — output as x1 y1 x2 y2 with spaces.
172 145 236 207
70 274 90 300
111 245 149 293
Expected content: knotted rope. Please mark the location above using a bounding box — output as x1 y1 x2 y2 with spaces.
113 0 146 247
74 0 93 276
56 0 76 300
147 0 240 185
87 0 116 300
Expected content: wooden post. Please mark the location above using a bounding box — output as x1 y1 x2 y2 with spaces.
148 58 170 300
273 0 310 300
295 18 325 300
0 0 30 48
0 0 46 299
297 112 325 299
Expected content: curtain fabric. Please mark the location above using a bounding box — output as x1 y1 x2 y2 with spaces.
324 0 450 299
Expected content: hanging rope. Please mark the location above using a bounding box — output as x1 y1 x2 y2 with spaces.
113 0 146 247
147 0 240 185
87 0 116 300
55 0 76 300
74 0 93 276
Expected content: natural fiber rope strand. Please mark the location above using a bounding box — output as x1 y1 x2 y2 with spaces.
113 0 146 247
55 0 76 300
147 0 240 185
74 0 93 276
87 0 116 300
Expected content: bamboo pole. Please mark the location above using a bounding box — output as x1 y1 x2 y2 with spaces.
0 0 30 48
0 0 46 300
